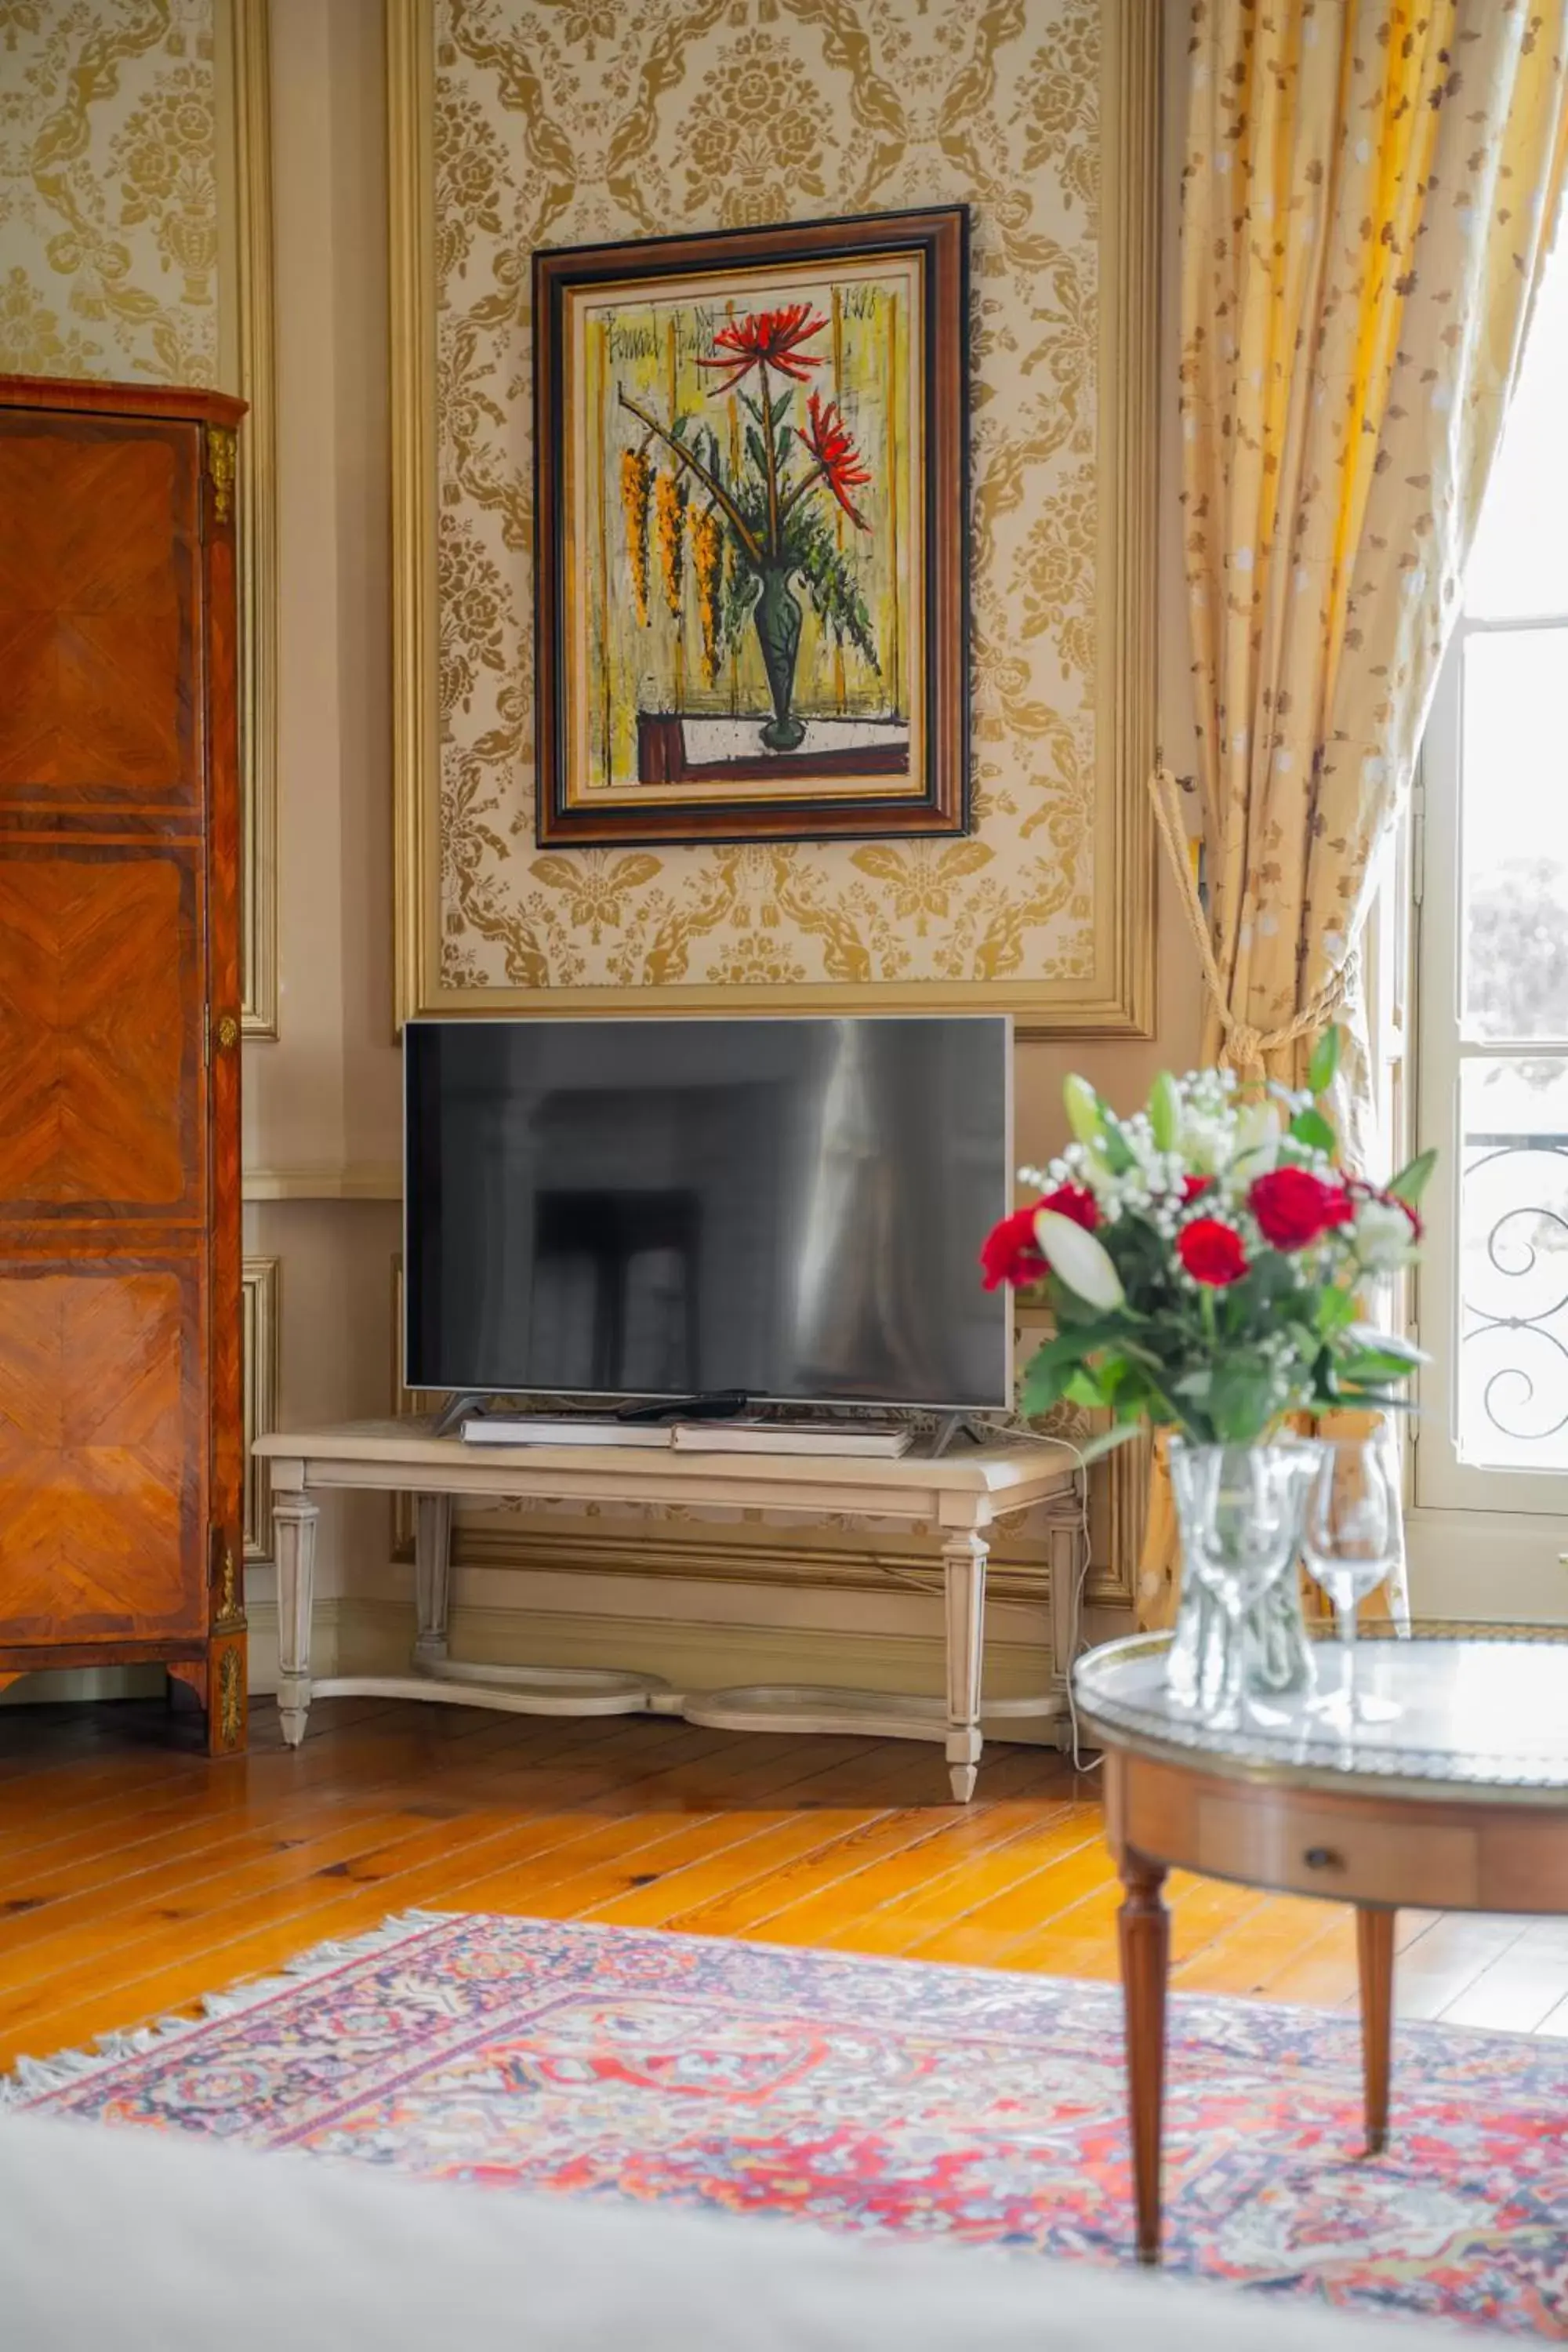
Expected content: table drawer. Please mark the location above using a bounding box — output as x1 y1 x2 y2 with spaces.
1194 1793 1481 1907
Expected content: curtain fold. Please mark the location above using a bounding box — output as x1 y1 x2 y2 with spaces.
1138 0 1568 1632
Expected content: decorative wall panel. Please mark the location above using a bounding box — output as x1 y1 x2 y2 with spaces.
391 0 1156 1032
242 1254 279 1562
0 2 220 385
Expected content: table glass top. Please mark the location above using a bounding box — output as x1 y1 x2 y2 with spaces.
1073 1624 1568 1793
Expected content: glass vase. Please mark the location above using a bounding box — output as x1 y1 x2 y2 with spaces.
1165 1439 1324 1728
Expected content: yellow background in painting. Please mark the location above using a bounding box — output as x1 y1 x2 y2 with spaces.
571 260 918 798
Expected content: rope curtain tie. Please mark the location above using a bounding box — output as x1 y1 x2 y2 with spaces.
1147 764 1348 1073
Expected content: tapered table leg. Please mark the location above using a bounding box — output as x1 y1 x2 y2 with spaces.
1357 1904 1396 2155
1117 1847 1170 2265
942 1527 987 1803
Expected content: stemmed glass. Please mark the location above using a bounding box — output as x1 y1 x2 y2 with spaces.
1301 1439 1403 1730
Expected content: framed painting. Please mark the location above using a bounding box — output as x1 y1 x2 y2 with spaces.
533 206 968 848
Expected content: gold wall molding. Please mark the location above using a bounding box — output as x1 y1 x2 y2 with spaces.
242 1163 404 1200
386 0 1160 1036
242 1254 281 1561
227 0 281 1040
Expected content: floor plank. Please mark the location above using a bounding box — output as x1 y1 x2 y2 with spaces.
0 1697 1564 2072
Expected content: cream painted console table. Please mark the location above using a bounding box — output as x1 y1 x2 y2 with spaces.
252 1418 1080 1800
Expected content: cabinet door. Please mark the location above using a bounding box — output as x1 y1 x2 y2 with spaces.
0 1249 207 1643
0 414 203 810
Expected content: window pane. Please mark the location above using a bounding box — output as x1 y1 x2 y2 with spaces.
1460 630 1568 1040
1465 238 1568 620
1457 1059 1568 1468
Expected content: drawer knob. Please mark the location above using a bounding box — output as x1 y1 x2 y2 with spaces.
1304 1846 1345 1871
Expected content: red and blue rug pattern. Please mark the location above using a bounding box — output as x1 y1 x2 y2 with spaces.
5 1912 1566 2335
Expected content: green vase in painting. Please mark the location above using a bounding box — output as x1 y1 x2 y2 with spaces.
753 567 807 754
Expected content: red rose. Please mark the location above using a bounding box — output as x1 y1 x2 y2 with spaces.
1038 1181 1100 1232
1181 1174 1212 1203
1178 1217 1250 1287
1249 1166 1356 1250
980 1207 1047 1291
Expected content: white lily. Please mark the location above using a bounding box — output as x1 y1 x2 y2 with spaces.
1229 1097 1283 1174
1034 1209 1126 1312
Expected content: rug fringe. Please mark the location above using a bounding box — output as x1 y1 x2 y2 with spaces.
0 1908 449 2107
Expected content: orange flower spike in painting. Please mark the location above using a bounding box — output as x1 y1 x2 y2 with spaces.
691 506 724 684
695 301 829 393
620 446 652 625
798 391 873 530
654 469 688 619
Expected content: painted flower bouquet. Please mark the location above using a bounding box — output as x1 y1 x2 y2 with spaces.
618 303 878 753
982 1032 1434 1459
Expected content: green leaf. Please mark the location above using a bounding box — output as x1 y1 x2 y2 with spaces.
1388 1146 1438 1207
771 389 793 429
1076 1422 1145 1465
1064 1367 1109 1408
1307 1024 1341 1098
1289 1106 1338 1154
1339 1349 1421 1386
1021 1357 1071 1418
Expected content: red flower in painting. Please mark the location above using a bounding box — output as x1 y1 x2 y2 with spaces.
697 303 829 391
798 392 873 529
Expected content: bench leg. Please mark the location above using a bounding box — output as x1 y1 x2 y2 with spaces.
274 1490 319 1748
942 1528 987 1802
413 1494 455 1668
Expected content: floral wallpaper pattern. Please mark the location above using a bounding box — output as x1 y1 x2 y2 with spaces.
433 0 1103 998
0 0 217 386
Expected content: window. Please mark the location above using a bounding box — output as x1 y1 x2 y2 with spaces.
1416 233 1568 1513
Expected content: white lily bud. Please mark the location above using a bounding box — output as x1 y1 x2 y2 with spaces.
1231 1098 1283 1173
1033 1210 1126 1313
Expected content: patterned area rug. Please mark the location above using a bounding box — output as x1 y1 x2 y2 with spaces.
5 1912 1566 2336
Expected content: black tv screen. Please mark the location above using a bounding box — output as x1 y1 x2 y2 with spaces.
405 1016 1011 1410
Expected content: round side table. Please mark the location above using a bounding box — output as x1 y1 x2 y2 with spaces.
1073 1624 1568 2265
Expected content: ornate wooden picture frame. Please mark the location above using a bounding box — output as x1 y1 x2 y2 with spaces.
533 208 968 848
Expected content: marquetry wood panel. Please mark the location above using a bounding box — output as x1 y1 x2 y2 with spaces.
0 375 246 1751
0 1256 205 1645
0 846 201 1216
0 416 201 804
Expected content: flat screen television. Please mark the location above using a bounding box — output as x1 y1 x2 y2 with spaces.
405 1015 1011 1410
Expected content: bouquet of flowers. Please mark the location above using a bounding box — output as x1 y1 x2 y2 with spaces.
982 1032 1433 1459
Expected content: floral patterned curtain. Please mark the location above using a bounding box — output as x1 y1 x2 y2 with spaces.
1138 0 1568 1632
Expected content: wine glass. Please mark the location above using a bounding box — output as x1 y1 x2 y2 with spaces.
1301 1439 1403 1728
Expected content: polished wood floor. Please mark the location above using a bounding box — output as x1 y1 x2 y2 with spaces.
1 1694 1566 2072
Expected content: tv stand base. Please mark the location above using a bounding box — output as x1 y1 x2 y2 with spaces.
257 1418 1080 1800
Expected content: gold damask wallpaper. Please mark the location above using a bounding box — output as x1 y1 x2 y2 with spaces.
418 0 1143 1020
0 0 219 385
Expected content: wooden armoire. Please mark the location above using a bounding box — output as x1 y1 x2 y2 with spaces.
0 376 248 1752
